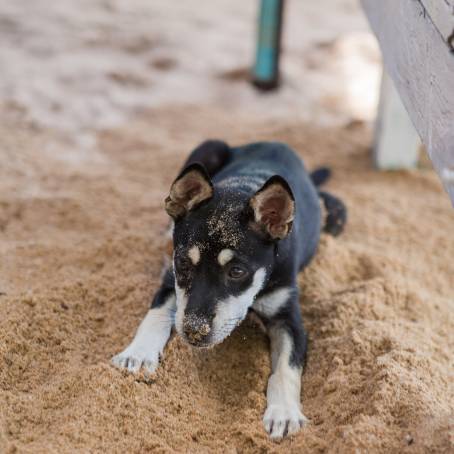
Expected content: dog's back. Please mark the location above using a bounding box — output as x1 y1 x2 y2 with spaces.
215 142 321 270
183 140 344 270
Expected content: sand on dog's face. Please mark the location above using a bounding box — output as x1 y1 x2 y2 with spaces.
0 105 453 453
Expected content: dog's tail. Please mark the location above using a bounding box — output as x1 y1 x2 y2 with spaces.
310 167 347 237
310 167 331 187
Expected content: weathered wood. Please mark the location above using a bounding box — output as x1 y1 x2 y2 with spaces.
362 0 454 205
420 0 454 50
374 71 421 169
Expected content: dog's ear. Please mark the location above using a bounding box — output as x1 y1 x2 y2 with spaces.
249 175 295 240
165 163 213 219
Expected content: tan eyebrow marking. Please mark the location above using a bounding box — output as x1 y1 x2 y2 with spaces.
218 249 234 266
188 246 200 265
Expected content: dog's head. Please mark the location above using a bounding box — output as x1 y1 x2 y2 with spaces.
165 163 295 347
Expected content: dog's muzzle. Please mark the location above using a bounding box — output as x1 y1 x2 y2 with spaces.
183 315 211 345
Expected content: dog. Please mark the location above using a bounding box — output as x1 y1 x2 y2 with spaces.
112 140 346 439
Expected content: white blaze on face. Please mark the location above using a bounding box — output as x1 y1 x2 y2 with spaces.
188 245 200 265
211 267 266 344
173 251 189 336
217 248 234 266
174 281 188 336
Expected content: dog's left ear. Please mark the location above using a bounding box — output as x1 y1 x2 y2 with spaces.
165 163 213 219
249 175 295 240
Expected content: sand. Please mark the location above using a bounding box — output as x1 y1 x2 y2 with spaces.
1 105 453 453
0 0 453 453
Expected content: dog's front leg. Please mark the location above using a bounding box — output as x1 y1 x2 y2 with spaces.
112 270 175 375
263 299 308 439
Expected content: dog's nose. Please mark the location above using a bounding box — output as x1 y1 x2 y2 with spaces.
183 316 211 344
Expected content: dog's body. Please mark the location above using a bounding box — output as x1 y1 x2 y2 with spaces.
112 140 346 439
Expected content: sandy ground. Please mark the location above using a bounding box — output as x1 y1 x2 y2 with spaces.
0 1 453 453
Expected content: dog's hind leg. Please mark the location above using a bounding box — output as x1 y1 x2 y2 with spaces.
262 295 309 439
111 269 175 375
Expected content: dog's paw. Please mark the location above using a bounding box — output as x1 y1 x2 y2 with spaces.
111 343 160 376
263 404 308 440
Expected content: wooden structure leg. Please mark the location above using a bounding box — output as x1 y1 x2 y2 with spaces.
374 70 421 170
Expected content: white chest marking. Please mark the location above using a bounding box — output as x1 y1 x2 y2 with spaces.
217 248 234 266
188 245 200 265
252 287 292 318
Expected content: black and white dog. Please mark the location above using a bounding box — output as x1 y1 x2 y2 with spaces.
112 140 346 439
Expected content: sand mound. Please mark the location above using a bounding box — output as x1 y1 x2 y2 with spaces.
0 105 453 453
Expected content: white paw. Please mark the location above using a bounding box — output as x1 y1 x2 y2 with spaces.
111 343 160 376
263 404 308 440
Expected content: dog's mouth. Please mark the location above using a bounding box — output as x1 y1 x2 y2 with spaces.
184 337 216 349
178 321 242 349
178 329 221 349
175 304 246 349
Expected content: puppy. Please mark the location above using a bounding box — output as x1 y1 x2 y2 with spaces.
112 140 346 439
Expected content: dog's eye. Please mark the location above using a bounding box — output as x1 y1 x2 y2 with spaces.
227 265 247 280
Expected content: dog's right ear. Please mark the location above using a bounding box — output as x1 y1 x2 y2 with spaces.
165 163 213 219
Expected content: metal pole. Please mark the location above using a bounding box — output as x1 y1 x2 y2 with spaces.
252 0 285 91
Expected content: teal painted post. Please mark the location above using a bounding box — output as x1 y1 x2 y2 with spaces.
252 0 285 90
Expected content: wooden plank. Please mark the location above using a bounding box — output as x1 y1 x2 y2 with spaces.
374 71 421 169
362 0 454 205
420 0 454 50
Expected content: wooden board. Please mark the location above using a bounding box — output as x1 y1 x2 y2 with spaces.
362 0 454 205
420 0 454 50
